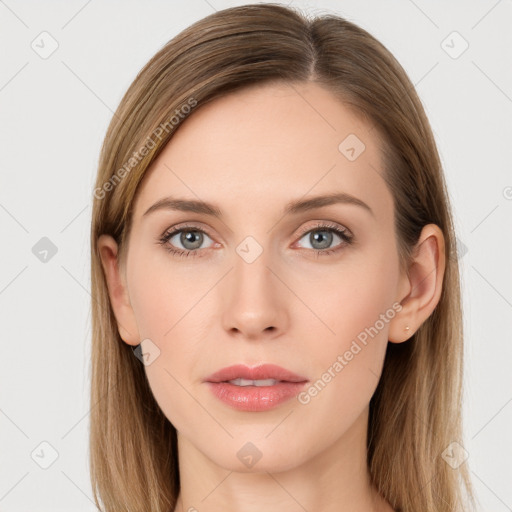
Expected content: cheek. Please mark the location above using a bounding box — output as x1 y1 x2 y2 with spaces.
294 244 399 405
300 241 399 345
128 245 208 339
127 250 216 427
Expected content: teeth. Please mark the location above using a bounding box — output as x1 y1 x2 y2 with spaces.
227 378 278 387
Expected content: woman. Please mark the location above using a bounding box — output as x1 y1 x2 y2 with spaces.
90 4 476 511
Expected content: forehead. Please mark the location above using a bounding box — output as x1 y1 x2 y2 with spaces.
133 81 392 223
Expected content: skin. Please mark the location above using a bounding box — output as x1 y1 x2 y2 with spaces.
98 81 445 512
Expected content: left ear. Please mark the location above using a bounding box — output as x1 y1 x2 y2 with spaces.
388 223 446 343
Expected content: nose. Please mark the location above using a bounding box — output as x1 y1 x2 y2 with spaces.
220 246 289 341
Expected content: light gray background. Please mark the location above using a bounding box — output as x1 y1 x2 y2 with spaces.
1 0 511 510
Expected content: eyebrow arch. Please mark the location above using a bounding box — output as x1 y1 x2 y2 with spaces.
142 192 374 219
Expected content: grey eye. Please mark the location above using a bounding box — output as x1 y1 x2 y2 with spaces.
170 230 213 251
298 229 343 251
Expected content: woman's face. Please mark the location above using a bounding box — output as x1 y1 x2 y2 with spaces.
109 81 411 471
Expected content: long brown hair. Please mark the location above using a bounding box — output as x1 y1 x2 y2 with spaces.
89 4 476 511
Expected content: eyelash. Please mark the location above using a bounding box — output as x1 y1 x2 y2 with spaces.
157 221 354 259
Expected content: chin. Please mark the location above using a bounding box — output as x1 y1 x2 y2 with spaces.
199 436 310 474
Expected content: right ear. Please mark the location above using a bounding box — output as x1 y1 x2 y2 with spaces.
97 234 140 346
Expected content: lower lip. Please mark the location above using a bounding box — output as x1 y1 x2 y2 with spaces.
206 381 308 412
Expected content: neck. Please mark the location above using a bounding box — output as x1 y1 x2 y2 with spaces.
172 406 393 512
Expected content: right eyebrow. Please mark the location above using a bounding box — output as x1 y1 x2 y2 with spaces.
143 197 223 219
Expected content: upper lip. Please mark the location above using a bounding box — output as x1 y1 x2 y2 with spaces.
204 364 308 383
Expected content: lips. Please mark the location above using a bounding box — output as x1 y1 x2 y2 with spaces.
204 364 308 384
204 364 309 412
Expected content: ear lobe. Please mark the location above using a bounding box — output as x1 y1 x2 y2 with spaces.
97 234 140 346
388 224 446 344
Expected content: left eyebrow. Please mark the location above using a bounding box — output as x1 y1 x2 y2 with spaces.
283 192 374 218
142 192 374 219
